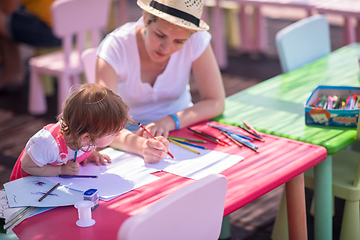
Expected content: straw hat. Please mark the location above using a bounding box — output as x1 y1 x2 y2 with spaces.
137 0 209 31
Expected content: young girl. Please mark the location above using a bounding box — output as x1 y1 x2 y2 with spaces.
10 83 170 180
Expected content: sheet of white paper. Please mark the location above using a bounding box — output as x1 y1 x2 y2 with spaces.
44 148 160 201
4 176 83 208
150 143 244 180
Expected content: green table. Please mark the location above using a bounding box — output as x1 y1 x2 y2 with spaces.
214 43 360 240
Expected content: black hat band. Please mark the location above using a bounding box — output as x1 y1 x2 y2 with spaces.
150 0 200 27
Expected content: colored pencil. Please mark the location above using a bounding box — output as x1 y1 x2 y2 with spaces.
58 175 98 178
169 139 201 154
243 121 261 137
237 125 264 141
168 136 207 143
138 123 175 160
200 130 230 146
38 182 61 202
208 122 263 142
230 133 259 153
222 132 242 148
187 128 225 146
169 138 208 149
73 148 78 162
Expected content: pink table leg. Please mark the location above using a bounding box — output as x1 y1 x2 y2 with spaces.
286 173 308 240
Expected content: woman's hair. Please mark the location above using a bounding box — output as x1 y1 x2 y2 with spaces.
57 83 134 150
143 10 197 33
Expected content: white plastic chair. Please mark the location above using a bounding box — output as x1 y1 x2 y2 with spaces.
275 14 331 73
28 0 111 115
80 48 98 84
117 173 228 240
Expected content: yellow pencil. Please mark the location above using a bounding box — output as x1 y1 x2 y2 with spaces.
169 139 201 155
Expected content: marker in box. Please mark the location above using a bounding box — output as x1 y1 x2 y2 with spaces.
83 189 99 211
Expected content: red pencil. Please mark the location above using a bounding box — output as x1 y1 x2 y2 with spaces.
138 123 175 160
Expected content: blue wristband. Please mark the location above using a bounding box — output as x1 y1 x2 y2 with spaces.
169 114 180 130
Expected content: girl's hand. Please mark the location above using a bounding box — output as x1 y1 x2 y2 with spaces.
61 161 80 175
141 136 170 163
81 150 111 166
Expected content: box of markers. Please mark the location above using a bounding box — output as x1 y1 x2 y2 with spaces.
305 85 360 127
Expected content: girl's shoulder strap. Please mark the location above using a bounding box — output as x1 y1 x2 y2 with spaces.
43 123 68 156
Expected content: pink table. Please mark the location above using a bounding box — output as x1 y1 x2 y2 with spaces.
13 121 327 240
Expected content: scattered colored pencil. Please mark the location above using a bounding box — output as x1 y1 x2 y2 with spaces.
237 125 264 141
187 128 225 146
168 136 207 143
222 132 242 148
243 121 261 137
169 138 201 154
169 138 208 150
138 123 175 160
38 182 61 202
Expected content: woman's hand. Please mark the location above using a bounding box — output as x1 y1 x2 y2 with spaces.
141 136 170 163
81 150 111 166
136 116 176 139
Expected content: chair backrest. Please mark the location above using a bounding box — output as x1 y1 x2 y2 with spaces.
117 174 228 240
275 14 331 73
51 0 111 66
81 47 98 83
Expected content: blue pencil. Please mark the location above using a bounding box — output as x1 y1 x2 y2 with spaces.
73 148 78 162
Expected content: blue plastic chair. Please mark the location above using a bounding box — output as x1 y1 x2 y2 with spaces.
275 14 331 73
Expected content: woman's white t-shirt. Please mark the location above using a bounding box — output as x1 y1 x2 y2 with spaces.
97 17 211 129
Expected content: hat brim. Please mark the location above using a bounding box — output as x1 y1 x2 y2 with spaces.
137 0 209 31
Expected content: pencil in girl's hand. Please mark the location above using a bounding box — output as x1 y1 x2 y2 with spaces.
38 182 61 202
138 123 175 160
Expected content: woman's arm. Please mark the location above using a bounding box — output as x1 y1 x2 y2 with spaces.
95 57 118 93
142 44 225 137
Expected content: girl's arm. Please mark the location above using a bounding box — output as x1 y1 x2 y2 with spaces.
21 152 80 176
140 44 225 138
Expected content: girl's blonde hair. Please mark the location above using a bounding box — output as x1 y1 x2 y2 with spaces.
57 83 133 150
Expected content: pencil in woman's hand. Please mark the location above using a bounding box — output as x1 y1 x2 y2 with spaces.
138 123 175 160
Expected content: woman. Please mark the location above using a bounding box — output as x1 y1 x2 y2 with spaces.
96 0 225 160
